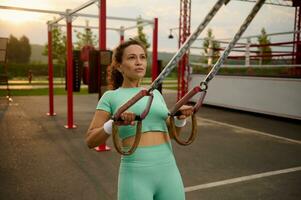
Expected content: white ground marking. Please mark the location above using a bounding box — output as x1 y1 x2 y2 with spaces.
185 166 301 192
197 117 301 145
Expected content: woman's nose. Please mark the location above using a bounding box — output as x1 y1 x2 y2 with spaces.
135 58 142 65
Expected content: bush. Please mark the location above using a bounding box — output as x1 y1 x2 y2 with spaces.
0 63 65 79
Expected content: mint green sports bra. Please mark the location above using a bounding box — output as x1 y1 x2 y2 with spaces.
96 87 169 140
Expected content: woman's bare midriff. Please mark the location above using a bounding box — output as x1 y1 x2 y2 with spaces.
122 131 170 147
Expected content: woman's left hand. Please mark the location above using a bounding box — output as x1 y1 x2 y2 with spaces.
176 105 194 120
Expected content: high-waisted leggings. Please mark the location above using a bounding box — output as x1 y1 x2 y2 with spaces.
118 142 185 200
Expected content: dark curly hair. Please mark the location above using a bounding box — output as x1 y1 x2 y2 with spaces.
107 39 147 89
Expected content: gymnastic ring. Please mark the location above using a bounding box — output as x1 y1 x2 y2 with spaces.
112 120 142 156
169 113 197 146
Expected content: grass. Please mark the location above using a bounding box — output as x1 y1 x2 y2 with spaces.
1 85 177 96
0 76 178 96
1 87 177 96
0 87 90 96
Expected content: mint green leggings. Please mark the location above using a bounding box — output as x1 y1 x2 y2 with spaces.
118 142 185 200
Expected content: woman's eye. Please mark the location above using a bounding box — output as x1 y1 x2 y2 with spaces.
140 55 146 59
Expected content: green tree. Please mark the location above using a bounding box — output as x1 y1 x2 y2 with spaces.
43 26 66 64
257 28 272 65
19 35 31 63
7 35 19 63
202 28 220 64
7 34 31 63
74 25 97 50
133 15 150 49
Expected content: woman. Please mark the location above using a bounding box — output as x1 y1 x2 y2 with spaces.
85 39 193 200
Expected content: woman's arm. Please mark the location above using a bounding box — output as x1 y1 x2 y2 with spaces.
166 105 193 139
85 110 111 149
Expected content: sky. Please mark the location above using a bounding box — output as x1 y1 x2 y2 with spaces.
0 0 296 54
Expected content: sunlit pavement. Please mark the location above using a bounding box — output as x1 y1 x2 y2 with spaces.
0 92 300 200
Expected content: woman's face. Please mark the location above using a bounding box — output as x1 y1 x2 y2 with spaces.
119 44 147 81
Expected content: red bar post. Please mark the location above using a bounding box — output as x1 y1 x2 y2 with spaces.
65 10 76 129
120 26 125 44
99 0 106 50
47 23 56 116
152 18 158 82
95 0 110 151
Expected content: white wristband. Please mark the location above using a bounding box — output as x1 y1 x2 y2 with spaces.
174 117 187 127
103 119 113 135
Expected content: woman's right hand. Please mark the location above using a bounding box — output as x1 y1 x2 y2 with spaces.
116 111 136 126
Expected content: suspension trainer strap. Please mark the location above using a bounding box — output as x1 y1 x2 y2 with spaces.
204 0 266 84
149 0 229 91
168 0 266 146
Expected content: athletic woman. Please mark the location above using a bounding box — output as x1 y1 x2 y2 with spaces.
85 39 193 200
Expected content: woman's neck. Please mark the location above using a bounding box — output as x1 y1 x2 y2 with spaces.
121 79 141 88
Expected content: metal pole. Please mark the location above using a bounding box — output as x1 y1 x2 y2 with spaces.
0 5 64 15
47 23 56 116
177 0 182 100
65 10 76 129
0 5 154 24
49 0 98 25
99 0 106 50
245 38 251 67
68 0 98 16
95 0 111 152
74 13 153 23
120 26 125 44
152 18 158 82
56 23 119 31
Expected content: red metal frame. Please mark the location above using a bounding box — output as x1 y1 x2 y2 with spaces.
293 6 301 64
0 1 157 133
95 0 111 151
47 24 56 116
120 26 125 44
178 0 191 100
65 15 76 129
99 0 106 51
152 18 158 81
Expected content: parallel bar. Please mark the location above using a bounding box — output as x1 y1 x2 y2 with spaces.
57 24 120 31
50 0 98 25
233 0 292 7
0 5 154 24
68 0 97 16
0 5 64 15
76 13 154 23
123 22 152 31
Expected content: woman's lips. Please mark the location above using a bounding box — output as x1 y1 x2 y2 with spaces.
135 68 145 72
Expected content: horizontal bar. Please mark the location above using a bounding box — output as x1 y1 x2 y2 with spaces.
75 13 153 23
56 24 129 31
0 5 154 24
0 5 64 15
233 0 292 7
123 22 152 31
68 0 98 16
199 30 301 42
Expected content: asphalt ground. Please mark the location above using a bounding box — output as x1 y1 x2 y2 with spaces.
0 90 300 200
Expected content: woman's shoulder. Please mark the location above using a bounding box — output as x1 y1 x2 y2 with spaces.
152 89 164 97
101 89 118 99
